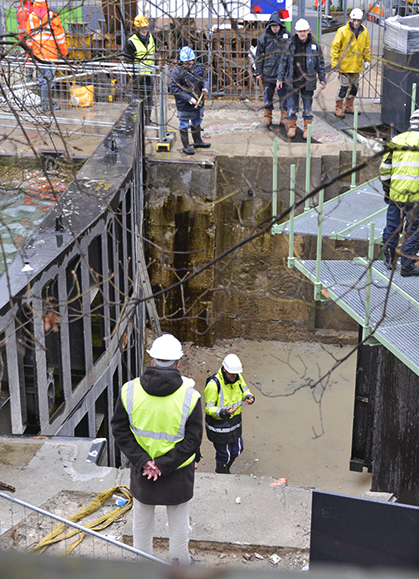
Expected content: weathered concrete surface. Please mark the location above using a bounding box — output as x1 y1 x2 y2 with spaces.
0 437 311 549
0 436 391 557
146 92 380 346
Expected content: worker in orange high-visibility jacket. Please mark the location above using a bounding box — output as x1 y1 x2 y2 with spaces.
26 0 67 111
17 0 33 39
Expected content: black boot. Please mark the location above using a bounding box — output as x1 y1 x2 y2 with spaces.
191 126 211 148
227 457 236 472
180 130 195 155
215 463 230 474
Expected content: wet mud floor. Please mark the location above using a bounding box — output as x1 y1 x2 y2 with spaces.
179 338 372 497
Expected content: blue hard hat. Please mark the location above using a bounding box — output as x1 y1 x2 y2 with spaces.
179 46 195 62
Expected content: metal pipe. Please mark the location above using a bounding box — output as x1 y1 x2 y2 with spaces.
363 221 375 341
351 105 358 189
298 0 305 19
305 122 312 211
288 164 296 268
412 82 417 116
0 491 168 565
314 188 324 300
343 0 348 24
272 137 278 218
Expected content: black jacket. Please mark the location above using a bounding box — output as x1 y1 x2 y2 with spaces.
111 366 203 505
170 62 209 113
277 33 326 92
255 12 290 83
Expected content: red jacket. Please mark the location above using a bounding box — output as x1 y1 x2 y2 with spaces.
26 1 67 60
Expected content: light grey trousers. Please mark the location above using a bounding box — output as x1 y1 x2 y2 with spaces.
133 498 191 564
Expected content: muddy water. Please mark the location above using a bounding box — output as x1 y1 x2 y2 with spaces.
180 338 372 497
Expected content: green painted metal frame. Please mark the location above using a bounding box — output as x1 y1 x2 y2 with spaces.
273 83 419 377
271 176 381 236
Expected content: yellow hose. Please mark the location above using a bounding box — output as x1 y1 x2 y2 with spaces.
30 485 132 555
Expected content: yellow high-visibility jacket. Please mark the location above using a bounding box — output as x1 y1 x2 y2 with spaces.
204 368 252 444
331 22 371 74
380 130 419 203
121 377 200 469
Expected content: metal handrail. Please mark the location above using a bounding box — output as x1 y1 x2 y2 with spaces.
0 491 168 565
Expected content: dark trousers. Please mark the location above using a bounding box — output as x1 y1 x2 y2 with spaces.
382 200 419 269
213 438 243 466
286 86 314 120
263 81 287 111
136 76 153 123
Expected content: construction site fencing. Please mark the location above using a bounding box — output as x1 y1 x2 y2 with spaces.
0 97 146 468
1 0 417 101
0 490 167 564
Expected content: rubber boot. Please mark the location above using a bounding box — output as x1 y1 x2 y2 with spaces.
215 463 230 474
303 119 312 140
280 109 288 127
191 125 211 148
226 457 236 472
287 118 297 139
263 108 272 128
180 130 195 155
344 97 355 114
335 100 345 119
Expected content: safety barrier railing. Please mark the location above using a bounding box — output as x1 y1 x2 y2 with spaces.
0 54 174 148
0 98 146 466
0 490 167 564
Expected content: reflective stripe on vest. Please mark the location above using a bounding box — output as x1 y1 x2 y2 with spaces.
125 379 194 442
121 378 199 467
205 421 241 434
128 34 155 74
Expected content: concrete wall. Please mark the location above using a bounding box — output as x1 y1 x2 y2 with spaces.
145 153 376 346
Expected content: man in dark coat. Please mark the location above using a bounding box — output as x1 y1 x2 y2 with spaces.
170 46 211 155
255 11 290 128
277 18 326 139
111 334 202 565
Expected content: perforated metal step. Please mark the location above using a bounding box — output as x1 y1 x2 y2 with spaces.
296 259 419 375
273 178 386 241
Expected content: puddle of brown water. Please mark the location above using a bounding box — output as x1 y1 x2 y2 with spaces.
180 339 372 497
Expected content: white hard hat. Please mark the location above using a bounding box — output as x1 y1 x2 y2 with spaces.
410 109 419 123
295 18 310 31
350 8 363 19
147 334 183 361
223 354 243 374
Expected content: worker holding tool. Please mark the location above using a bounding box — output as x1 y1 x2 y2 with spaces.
204 354 255 474
111 334 202 565
169 46 211 155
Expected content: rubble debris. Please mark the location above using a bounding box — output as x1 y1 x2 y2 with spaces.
269 554 282 565
235 497 241 504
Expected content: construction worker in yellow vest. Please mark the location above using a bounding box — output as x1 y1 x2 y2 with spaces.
204 354 255 474
124 14 156 123
111 334 202 565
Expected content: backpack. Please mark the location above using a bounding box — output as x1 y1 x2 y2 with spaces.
204 373 244 395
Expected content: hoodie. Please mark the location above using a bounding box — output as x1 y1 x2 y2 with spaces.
255 11 290 82
111 366 203 505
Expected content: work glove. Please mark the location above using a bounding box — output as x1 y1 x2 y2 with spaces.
364 61 371 71
382 183 390 204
